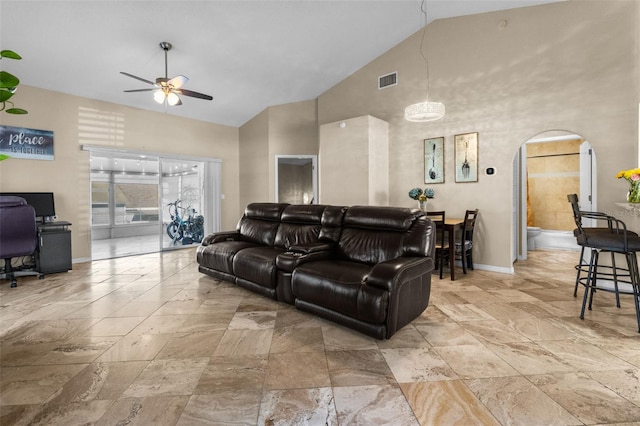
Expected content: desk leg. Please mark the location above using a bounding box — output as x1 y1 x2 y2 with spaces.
449 228 455 281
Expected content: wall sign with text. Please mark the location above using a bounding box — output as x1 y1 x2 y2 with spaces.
0 125 54 160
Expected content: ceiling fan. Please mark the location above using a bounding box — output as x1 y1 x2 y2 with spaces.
121 41 213 106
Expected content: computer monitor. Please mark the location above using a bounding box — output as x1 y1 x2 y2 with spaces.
0 192 56 222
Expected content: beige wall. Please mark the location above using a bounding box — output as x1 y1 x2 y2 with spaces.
240 99 318 206
319 115 389 205
239 109 269 208
317 0 640 271
0 86 240 261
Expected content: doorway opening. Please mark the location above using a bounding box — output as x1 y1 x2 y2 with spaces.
275 155 317 204
512 131 596 261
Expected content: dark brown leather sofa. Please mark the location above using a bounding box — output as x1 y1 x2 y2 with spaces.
196 202 436 339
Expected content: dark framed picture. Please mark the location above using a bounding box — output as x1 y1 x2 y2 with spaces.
454 132 478 182
424 137 444 184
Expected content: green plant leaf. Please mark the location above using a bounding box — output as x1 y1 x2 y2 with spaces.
0 90 15 102
0 71 19 88
6 108 28 114
0 50 22 60
0 154 11 161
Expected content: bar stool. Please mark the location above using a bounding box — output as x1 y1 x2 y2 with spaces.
574 209 640 333
567 194 637 306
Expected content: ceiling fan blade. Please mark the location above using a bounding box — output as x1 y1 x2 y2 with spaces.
168 75 188 89
120 72 155 86
124 88 155 93
178 88 213 101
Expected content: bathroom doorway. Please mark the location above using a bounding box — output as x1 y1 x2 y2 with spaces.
512 131 596 261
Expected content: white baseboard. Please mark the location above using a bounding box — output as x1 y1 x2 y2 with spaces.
473 263 514 274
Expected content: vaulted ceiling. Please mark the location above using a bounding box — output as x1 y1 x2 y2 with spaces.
1 1 562 127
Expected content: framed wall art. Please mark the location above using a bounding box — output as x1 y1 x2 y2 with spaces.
424 137 444 184
0 125 54 161
454 132 478 183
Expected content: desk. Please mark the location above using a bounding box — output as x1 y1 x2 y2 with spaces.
443 218 464 281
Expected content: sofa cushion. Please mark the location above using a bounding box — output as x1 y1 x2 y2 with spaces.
273 204 326 249
336 206 426 264
238 203 288 246
233 246 287 288
196 240 258 275
292 260 389 324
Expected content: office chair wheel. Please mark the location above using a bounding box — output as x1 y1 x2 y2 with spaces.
10 279 17 288
38 274 44 279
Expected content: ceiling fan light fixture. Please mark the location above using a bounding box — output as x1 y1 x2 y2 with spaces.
153 90 165 104
121 41 213 107
167 92 181 106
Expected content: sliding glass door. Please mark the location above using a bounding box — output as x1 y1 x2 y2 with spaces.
86 146 221 260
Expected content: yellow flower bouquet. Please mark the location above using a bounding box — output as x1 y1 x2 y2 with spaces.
616 167 640 203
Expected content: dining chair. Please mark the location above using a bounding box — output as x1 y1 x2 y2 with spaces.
426 210 448 279
573 208 640 332
456 209 479 274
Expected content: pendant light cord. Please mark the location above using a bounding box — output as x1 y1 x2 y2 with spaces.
419 0 431 101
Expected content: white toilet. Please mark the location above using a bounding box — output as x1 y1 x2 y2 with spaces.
527 226 542 250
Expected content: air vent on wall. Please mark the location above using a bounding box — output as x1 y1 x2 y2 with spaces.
378 72 397 89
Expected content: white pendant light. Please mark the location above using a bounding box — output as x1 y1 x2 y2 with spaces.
405 0 445 122
405 101 445 122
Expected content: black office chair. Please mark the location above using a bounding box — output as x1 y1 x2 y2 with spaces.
0 196 38 288
456 209 479 274
426 211 448 279
573 208 640 333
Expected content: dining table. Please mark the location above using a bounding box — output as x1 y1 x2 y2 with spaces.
442 217 464 281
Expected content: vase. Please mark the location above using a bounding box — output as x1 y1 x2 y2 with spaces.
628 181 640 203
418 200 427 211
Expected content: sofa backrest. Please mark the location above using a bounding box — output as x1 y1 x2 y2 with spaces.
235 203 434 262
319 205 348 243
337 206 433 264
274 204 327 249
238 203 289 246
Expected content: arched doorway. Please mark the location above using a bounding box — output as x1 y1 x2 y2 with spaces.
512 130 596 261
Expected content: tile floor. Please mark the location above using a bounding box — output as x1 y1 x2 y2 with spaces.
1 248 640 425
91 234 198 261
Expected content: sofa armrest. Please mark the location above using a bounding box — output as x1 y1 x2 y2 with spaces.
366 256 434 292
276 247 335 272
201 231 241 246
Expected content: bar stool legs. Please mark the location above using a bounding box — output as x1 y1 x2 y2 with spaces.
575 249 622 308
580 248 640 333
628 252 640 333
